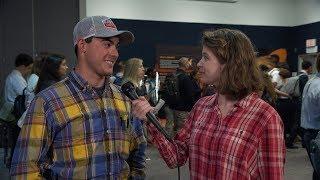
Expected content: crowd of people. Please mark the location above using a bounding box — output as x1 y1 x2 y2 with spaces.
0 15 319 179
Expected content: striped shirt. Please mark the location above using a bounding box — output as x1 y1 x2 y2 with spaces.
10 71 146 179
147 93 285 180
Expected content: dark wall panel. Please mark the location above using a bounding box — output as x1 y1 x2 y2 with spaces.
1 1 319 96
0 0 34 95
114 19 292 68
34 0 79 68
0 0 79 96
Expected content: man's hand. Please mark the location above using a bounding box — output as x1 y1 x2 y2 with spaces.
132 96 154 121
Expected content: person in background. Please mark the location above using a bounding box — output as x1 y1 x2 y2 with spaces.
268 54 282 88
294 61 313 147
121 58 149 143
110 60 125 86
10 16 146 179
17 55 43 127
171 57 201 134
132 28 285 179
259 64 277 107
189 63 202 99
122 58 146 96
0 53 33 167
144 67 159 106
301 55 320 180
276 68 298 148
35 54 68 93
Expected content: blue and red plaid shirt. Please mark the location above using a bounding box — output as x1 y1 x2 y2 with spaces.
10 71 146 179
148 93 285 180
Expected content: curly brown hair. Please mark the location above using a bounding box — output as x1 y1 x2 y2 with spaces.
202 28 262 100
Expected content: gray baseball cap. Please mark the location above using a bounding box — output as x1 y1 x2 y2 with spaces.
73 16 134 46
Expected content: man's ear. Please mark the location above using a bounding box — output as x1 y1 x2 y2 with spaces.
77 39 87 54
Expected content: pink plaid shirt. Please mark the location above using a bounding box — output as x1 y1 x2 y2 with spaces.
147 93 285 180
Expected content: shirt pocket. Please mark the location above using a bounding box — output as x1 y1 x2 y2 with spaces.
53 114 90 162
217 127 253 159
107 129 131 159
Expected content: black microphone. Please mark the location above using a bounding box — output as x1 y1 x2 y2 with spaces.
121 81 173 143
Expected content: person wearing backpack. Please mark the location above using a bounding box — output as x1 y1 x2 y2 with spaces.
166 57 201 134
297 61 313 143
301 55 320 180
283 60 313 148
0 53 33 167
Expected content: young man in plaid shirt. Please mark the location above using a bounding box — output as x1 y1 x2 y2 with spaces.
10 16 146 179
133 29 285 180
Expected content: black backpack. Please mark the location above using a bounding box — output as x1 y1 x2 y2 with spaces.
163 72 181 106
12 88 26 119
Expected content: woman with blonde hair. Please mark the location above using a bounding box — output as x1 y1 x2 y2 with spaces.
122 58 146 96
132 29 285 179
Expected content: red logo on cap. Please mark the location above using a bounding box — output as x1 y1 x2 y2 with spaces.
103 19 117 30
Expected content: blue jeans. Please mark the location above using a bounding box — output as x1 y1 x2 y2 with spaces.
304 129 320 180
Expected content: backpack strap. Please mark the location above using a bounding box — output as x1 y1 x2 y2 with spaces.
292 76 300 96
298 74 309 96
22 87 27 95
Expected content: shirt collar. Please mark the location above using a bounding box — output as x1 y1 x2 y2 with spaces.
300 70 308 75
211 92 258 109
12 69 22 76
235 93 258 108
68 70 111 94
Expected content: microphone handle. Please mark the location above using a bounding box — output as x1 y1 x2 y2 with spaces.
146 112 174 143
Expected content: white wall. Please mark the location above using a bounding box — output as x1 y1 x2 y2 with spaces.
84 0 320 27
295 0 320 25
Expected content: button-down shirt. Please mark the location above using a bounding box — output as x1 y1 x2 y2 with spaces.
301 73 320 130
10 71 146 179
0 70 27 121
147 93 285 180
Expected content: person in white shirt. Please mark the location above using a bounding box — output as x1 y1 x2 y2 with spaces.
268 54 282 88
17 57 43 127
0 53 33 166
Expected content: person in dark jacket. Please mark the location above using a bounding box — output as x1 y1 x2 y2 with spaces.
172 57 201 134
35 54 68 94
